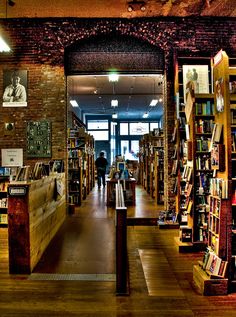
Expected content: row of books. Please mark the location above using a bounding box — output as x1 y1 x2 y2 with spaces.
0 213 8 224
68 138 85 149
231 111 236 125
209 178 228 199
0 182 8 192
195 119 214 134
209 196 221 217
181 165 192 182
0 198 8 208
209 216 219 236
196 138 211 152
202 249 228 278
232 132 236 152
195 101 214 115
195 156 211 170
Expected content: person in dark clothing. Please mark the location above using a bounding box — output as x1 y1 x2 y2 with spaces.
95 151 108 188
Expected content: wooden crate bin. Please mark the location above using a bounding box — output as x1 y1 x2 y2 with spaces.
193 264 228 296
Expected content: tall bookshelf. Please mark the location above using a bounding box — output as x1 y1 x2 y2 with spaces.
229 57 236 288
174 56 214 250
67 128 95 211
139 130 164 204
193 50 233 295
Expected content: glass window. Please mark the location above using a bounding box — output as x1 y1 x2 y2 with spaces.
150 122 159 131
120 123 129 135
89 130 109 141
131 140 139 159
121 140 129 158
87 120 108 130
129 122 149 135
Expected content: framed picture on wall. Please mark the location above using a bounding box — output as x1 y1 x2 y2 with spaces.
2 70 28 107
183 65 209 102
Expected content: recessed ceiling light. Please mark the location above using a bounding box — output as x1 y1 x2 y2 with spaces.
70 100 79 107
0 36 11 52
111 99 118 107
150 99 158 107
108 73 119 82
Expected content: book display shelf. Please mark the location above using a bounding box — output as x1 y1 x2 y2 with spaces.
139 130 164 204
229 57 236 289
67 128 95 212
173 56 214 251
0 167 10 227
193 50 233 295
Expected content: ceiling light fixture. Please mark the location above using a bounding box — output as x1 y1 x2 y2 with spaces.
70 100 79 108
112 112 118 119
0 36 11 52
111 99 118 107
150 99 158 107
143 112 149 118
127 0 146 12
108 73 119 82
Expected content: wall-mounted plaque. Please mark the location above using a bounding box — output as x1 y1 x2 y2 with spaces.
27 121 51 158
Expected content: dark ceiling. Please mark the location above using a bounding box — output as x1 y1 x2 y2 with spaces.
68 74 164 120
2 0 236 18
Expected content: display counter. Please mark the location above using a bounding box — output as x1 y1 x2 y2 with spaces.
106 178 136 206
8 173 66 274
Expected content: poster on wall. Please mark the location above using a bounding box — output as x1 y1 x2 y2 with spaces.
1 148 23 167
2 70 27 107
27 121 51 158
183 65 209 102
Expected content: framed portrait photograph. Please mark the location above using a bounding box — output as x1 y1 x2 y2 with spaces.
183 65 209 102
2 70 28 107
215 77 224 113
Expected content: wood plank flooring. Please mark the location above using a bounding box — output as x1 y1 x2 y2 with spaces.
1 185 236 316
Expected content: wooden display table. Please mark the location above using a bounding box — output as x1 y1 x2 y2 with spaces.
106 178 136 206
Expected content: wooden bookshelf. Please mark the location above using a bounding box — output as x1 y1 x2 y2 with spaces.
139 130 164 204
67 128 95 211
174 55 214 250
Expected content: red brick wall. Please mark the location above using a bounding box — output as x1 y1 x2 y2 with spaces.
0 17 235 206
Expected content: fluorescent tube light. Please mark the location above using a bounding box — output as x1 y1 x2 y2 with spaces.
111 99 118 107
150 99 158 107
0 36 11 52
70 100 79 107
108 73 119 82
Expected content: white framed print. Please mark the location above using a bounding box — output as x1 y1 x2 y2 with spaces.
2 70 28 107
1 148 23 167
183 65 209 101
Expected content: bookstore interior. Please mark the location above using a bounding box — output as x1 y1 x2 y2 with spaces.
1 48 236 296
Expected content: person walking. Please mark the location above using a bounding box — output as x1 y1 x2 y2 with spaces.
95 151 108 188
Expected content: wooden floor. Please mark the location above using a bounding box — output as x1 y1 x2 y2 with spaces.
1 185 236 316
